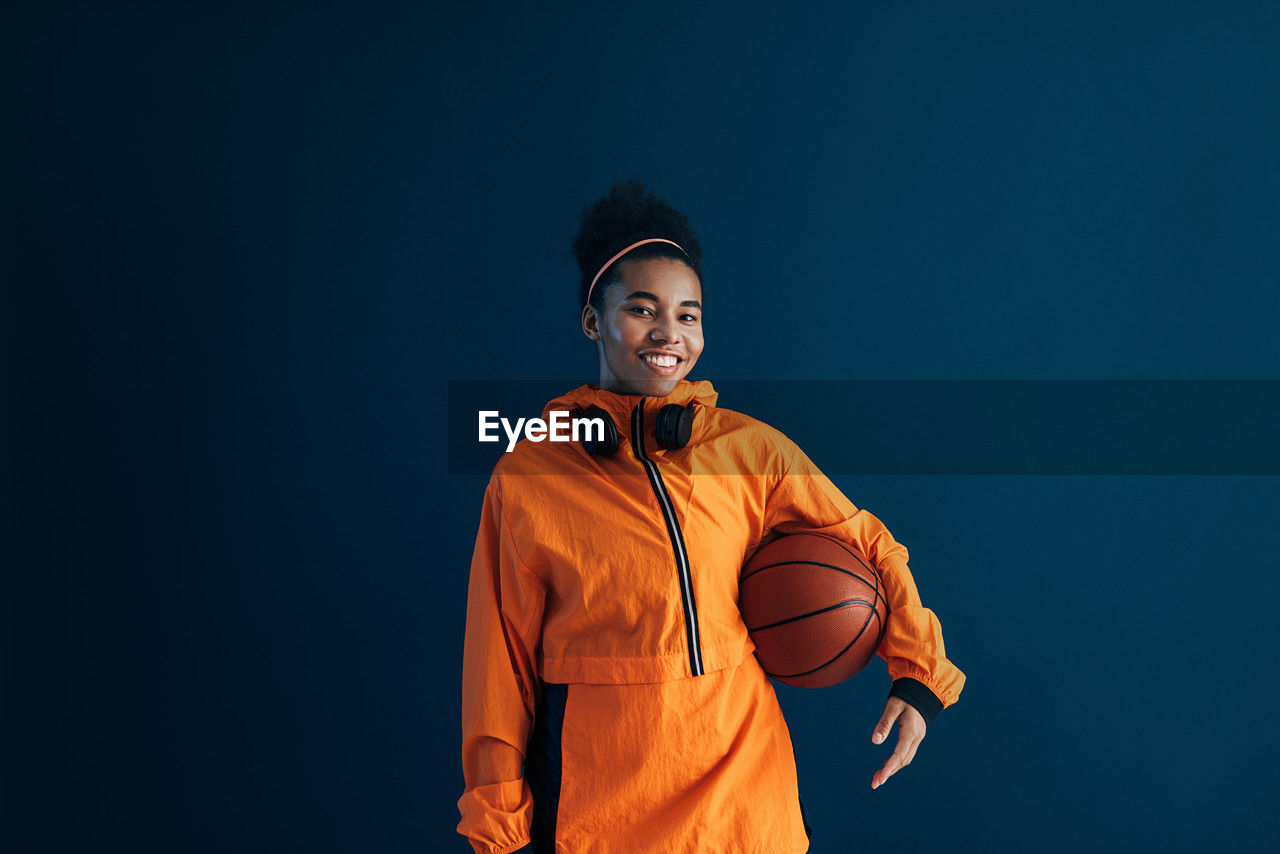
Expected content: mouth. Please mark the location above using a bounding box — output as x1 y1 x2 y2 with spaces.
637 350 684 377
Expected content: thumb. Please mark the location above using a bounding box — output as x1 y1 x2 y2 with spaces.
872 703 902 745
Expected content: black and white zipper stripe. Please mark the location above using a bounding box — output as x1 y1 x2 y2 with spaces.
631 400 704 677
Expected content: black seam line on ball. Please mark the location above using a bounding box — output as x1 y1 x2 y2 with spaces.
808 533 888 618
747 599 876 633
769 598 879 679
742 539 890 661
751 533 890 622
631 400 704 677
778 535 890 614
741 558 878 588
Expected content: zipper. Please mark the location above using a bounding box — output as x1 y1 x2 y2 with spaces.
631 399 704 677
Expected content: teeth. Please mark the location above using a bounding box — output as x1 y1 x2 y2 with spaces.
642 354 678 367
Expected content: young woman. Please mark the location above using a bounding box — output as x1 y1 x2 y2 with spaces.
457 180 965 853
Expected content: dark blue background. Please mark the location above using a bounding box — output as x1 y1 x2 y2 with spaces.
9 2 1280 851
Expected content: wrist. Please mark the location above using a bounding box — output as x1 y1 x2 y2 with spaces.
888 677 943 725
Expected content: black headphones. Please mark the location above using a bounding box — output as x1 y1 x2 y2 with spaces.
576 403 696 456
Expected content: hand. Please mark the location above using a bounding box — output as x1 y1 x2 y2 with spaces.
870 696 925 790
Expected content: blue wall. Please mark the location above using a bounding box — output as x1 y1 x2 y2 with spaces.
10 2 1280 851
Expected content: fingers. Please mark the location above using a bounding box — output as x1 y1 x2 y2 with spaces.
871 739 914 789
870 703 927 790
871 701 903 745
872 740 915 789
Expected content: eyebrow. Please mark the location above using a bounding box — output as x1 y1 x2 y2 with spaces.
623 290 703 309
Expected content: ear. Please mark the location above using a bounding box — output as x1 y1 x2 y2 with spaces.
581 303 600 341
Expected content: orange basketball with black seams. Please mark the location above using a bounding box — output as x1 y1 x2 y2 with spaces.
739 532 889 689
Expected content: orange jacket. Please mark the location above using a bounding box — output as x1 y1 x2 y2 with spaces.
458 379 965 853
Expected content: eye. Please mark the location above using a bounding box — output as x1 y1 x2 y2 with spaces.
629 306 654 316
681 313 700 322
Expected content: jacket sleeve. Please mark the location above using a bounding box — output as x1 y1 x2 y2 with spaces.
757 433 965 723
457 479 547 854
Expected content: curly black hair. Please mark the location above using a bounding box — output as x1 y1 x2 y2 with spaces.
571 179 703 311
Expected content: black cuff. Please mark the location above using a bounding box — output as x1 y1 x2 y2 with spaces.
888 677 944 726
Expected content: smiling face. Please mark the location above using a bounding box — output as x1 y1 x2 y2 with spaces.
581 256 704 398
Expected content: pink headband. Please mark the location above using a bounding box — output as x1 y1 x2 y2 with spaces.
585 238 688 306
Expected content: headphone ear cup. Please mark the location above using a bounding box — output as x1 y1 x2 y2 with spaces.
654 403 695 450
578 405 620 457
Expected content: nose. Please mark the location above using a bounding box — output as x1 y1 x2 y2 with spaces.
651 318 679 345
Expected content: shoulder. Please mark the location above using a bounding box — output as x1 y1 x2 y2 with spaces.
483 428 585 508
488 438 557 483
698 404 800 474
704 404 794 446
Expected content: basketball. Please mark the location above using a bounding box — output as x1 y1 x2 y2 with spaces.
738 533 889 689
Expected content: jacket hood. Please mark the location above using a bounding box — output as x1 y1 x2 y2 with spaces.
541 379 719 426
